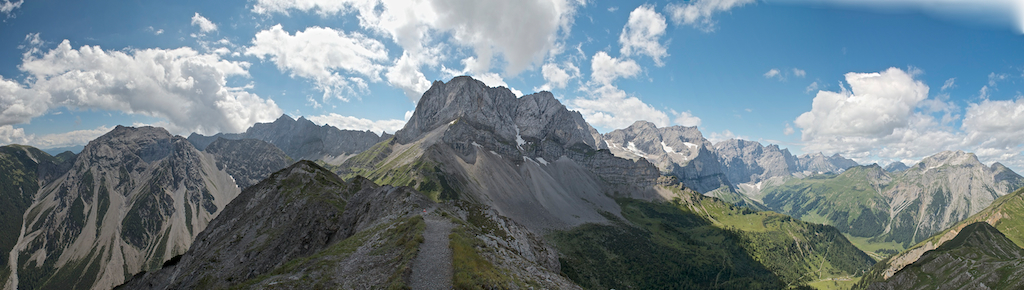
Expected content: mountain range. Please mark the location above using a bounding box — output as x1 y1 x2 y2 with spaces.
0 75 1021 289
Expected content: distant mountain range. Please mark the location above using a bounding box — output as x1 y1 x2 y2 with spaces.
1 76 1021 289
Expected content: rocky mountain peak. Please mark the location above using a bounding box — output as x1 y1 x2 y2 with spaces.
885 161 910 172
918 150 983 169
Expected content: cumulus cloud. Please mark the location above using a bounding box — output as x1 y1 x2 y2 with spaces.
792 67 967 164
536 62 579 91
619 5 669 66
784 123 795 135
569 51 670 130
673 110 702 127
0 125 115 149
1 0 23 17
191 13 218 33
307 113 405 135
796 67 929 138
764 68 781 79
706 129 747 143
962 97 1024 161
253 0 579 77
590 51 640 85
246 24 390 102
0 39 282 135
666 0 756 31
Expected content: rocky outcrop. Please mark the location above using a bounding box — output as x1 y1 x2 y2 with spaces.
715 139 800 184
603 121 730 193
6 126 240 290
188 114 391 163
203 138 292 190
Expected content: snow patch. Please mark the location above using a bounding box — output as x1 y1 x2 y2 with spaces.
537 157 549 165
471 141 481 147
626 142 647 158
523 156 539 165
661 141 676 154
683 142 698 150
515 126 525 149
490 150 499 155
448 119 457 126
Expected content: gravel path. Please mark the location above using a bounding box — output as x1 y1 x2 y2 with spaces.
410 212 454 289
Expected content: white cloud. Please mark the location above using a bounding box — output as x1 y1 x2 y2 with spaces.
796 67 929 138
792 67 974 164
792 68 806 77
536 62 579 91
784 123 795 135
246 24 390 102
941 77 956 91
473 72 523 97
0 39 282 135
0 125 28 144
590 51 640 85
307 113 405 135
764 68 781 79
386 51 434 101
608 6 618 12
962 97 1024 157
191 13 218 33
1 0 23 17
805 81 819 94
619 5 669 66
666 0 756 31
706 129 747 143
673 110 702 127
0 125 115 149
569 51 669 130
253 0 580 76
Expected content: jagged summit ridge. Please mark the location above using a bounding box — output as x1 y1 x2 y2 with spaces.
395 76 604 154
603 121 731 193
188 114 391 163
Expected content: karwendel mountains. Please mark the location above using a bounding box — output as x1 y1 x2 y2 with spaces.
1 76 1021 289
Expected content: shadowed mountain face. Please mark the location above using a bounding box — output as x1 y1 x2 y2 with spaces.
202 138 292 190
118 161 578 289
867 222 1024 290
6 126 241 290
0 146 75 287
188 114 391 164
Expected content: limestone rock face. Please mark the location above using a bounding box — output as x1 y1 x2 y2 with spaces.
715 139 800 184
189 114 390 163
203 138 292 190
796 152 859 174
356 76 664 231
603 121 730 193
882 150 1024 247
7 126 240 290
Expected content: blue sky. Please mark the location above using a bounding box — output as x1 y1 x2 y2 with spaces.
1 0 1024 170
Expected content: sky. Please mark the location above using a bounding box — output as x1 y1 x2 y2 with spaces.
1 0 1024 170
